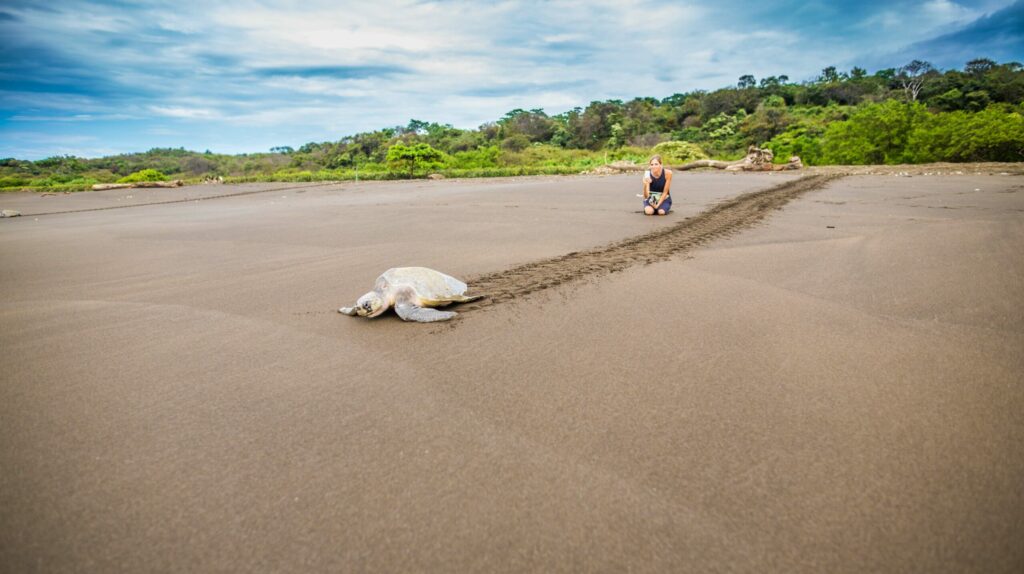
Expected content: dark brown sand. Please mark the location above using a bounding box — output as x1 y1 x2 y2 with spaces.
1 171 1022 572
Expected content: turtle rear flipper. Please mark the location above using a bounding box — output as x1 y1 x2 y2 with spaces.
395 303 457 322
420 294 483 306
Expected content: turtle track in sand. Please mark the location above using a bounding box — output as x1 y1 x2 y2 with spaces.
465 174 843 310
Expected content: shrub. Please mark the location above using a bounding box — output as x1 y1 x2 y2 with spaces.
386 143 447 176
0 176 31 188
650 141 708 164
271 169 314 181
448 146 499 169
117 169 168 183
500 134 531 152
908 105 1024 162
819 101 930 164
764 124 826 165
440 166 579 178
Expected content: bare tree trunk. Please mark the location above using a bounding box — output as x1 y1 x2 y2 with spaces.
675 159 737 170
675 146 802 171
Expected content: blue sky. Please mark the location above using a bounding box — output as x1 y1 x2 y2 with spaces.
1 0 1022 160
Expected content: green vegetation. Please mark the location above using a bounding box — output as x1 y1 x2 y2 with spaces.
3 58 1022 191
117 168 168 183
650 141 708 164
386 143 447 177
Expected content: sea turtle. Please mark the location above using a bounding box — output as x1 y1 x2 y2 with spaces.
339 267 483 322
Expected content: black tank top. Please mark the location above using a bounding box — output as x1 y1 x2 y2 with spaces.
649 169 667 193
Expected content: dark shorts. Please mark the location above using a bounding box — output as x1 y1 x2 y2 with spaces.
644 195 672 213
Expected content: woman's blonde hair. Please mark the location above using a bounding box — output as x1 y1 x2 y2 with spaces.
649 154 663 165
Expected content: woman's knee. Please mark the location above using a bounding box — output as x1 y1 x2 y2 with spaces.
644 206 655 215
657 208 666 215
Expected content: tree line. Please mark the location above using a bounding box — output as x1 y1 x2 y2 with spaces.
2 58 1022 190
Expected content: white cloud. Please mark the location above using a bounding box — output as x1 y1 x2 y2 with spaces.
922 0 975 20
149 106 221 119
2 0 1022 158
9 113 137 122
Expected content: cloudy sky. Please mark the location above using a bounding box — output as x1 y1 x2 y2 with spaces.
2 0 1022 159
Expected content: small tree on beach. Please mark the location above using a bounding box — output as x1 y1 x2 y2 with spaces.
386 143 446 177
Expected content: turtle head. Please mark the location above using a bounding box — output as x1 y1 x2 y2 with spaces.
354 291 388 318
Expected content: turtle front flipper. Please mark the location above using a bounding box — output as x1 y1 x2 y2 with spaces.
339 306 358 315
395 302 457 322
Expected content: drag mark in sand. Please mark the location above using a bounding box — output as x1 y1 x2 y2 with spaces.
466 174 843 310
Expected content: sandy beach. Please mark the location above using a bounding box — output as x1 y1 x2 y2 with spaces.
1 171 1022 572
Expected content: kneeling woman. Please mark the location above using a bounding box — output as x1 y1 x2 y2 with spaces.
642 154 672 215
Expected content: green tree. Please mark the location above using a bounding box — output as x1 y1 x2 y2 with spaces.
568 100 623 149
965 58 997 76
981 62 1024 103
931 88 965 111
500 134 531 152
498 109 556 142
385 143 446 176
701 88 756 120
764 124 825 165
607 122 625 148
818 66 842 84
405 119 430 134
820 100 929 164
621 97 661 139
964 90 992 111
449 146 499 169
909 105 1024 162
742 95 792 144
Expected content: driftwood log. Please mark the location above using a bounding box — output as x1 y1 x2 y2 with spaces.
91 180 184 191
676 146 802 171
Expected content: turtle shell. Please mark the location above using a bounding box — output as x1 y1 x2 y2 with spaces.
379 267 470 305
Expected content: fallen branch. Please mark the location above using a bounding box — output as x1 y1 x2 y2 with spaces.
676 146 802 172
91 180 184 191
